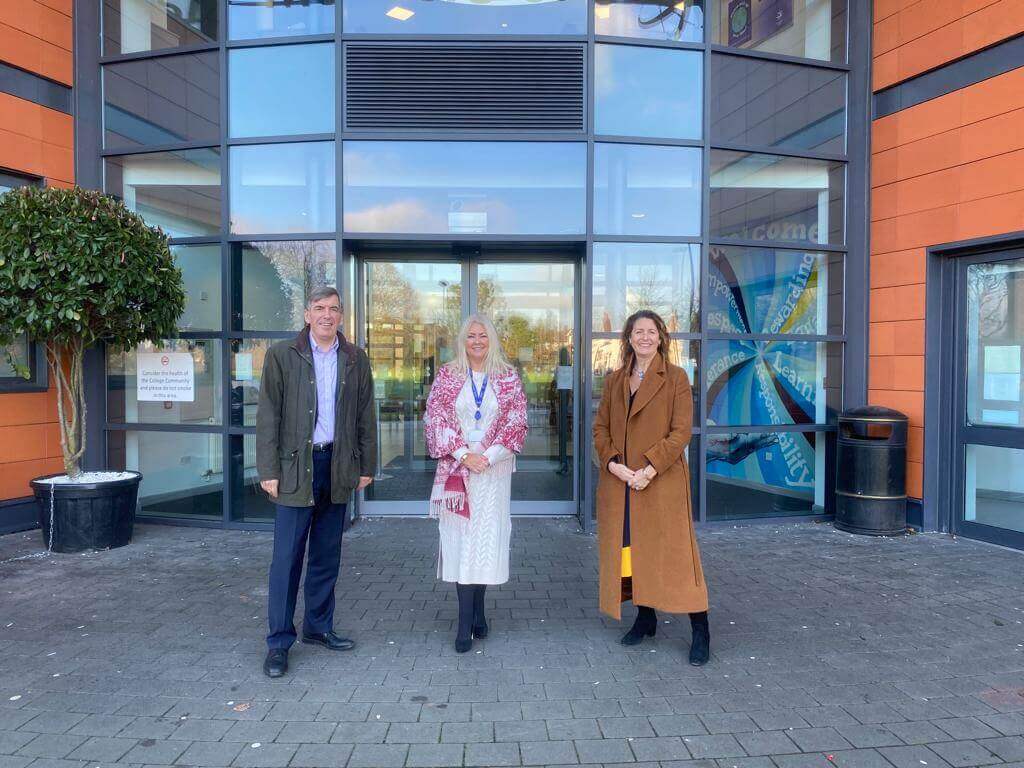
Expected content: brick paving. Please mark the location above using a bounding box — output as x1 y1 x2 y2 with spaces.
1 517 1024 768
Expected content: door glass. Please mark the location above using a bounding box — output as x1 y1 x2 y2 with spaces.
967 258 1024 427
965 444 1024 534
364 262 461 502
477 263 575 502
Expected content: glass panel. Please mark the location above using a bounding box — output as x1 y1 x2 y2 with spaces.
229 0 334 39
344 0 586 34
103 53 219 149
593 143 701 236
107 339 223 425
229 44 335 138
233 241 337 332
343 142 586 235
705 340 840 426
108 430 224 521
709 0 847 64
103 0 217 56
594 1 704 42
0 335 31 378
365 262 462 502
104 148 221 238
595 44 702 140
172 244 221 332
710 53 845 154
478 262 575 502
965 444 1024 534
230 338 277 428
707 430 826 518
710 150 845 246
232 434 275 523
592 243 700 333
966 258 1024 428
229 142 336 234
707 246 843 335
592 338 699 410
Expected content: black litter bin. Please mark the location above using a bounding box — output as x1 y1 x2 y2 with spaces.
835 405 908 536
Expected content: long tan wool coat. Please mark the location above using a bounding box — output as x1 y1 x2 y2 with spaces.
593 353 708 620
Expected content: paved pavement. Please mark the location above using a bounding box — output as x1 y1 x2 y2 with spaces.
1 517 1024 768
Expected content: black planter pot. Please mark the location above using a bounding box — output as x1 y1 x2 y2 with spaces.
30 472 142 553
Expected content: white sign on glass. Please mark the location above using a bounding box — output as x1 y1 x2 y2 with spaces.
137 351 195 402
234 353 253 381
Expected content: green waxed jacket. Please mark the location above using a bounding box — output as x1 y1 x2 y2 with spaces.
255 327 377 507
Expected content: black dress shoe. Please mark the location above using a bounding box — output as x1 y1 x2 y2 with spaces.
301 631 355 651
454 634 473 653
472 620 489 639
263 648 288 678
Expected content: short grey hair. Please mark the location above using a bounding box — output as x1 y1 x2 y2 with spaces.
307 285 341 308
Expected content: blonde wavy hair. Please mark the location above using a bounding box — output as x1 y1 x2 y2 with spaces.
452 314 511 377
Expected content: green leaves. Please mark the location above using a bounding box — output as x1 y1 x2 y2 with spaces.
0 185 185 352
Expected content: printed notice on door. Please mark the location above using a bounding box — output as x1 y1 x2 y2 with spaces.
137 352 195 402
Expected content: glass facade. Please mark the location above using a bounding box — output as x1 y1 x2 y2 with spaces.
96 0 857 527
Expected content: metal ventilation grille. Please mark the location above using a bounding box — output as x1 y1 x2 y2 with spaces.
345 44 585 131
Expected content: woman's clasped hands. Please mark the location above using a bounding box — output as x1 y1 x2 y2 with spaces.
609 461 657 491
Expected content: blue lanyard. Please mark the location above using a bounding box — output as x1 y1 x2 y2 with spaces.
470 372 488 422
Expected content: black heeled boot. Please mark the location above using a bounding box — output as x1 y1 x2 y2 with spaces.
455 583 475 653
689 611 710 666
472 585 489 639
621 605 657 646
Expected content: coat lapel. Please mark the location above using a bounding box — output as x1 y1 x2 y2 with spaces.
628 353 666 419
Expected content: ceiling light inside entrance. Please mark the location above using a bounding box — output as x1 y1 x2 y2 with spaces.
386 6 415 21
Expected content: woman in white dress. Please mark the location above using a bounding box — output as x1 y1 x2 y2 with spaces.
424 315 528 653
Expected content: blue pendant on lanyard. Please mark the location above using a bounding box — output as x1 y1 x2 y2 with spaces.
468 372 488 443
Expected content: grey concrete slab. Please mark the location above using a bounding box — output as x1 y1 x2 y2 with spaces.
1 519 1023 768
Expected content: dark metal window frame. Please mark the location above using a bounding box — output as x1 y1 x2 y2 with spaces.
0 171 49 393
925 231 1024 550
76 0 872 531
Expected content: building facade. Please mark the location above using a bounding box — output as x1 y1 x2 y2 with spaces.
0 1 1019 550
870 1 1024 549
0 0 74 533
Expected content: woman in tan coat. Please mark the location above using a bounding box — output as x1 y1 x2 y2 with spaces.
593 310 710 665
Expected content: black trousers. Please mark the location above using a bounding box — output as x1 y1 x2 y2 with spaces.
266 449 345 650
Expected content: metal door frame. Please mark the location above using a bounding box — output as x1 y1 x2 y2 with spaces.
353 245 582 520
950 246 1024 550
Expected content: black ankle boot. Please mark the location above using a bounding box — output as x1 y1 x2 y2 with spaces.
472 585 488 639
689 611 710 666
455 584 475 653
621 606 657 646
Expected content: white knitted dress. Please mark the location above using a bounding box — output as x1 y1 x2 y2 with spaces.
436 371 514 585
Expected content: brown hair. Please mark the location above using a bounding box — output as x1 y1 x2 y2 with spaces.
620 310 671 372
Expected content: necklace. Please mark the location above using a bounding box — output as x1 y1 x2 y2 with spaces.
634 360 650 381
469 370 488 425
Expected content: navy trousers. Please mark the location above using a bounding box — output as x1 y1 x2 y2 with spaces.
266 450 345 650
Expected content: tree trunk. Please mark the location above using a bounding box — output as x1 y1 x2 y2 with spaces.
46 341 87 479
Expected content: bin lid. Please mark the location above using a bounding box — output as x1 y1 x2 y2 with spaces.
839 405 908 422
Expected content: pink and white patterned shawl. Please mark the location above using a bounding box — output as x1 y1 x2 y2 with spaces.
424 363 528 519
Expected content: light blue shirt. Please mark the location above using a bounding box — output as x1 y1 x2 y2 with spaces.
310 332 339 444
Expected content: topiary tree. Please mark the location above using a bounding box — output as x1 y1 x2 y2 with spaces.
0 186 185 479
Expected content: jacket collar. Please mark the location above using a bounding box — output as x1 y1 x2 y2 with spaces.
622 351 667 419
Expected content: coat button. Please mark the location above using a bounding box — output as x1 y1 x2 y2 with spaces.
309 409 313 414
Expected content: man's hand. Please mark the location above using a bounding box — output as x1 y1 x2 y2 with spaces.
608 462 635 485
260 479 279 498
462 454 490 474
357 476 373 491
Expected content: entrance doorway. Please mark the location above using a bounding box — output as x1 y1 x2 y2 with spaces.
355 247 578 517
952 248 1024 549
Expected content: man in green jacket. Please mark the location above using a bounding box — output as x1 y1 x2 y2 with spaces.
256 286 377 678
